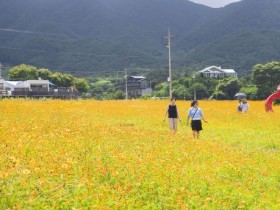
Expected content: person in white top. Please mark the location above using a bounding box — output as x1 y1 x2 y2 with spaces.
186 100 207 139
241 99 249 113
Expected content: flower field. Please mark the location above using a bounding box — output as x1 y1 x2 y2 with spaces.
0 99 279 209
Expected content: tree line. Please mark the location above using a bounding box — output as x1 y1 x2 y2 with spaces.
6 61 280 100
85 61 280 100
8 64 90 93
152 61 280 100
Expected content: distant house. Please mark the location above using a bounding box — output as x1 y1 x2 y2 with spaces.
0 78 4 91
17 80 50 91
0 78 5 95
2 79 78 98
199 66 237 78
4 81 20 91
116 76 153 97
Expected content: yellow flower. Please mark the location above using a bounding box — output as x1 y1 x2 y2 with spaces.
61 164 69 169
22 169 31 175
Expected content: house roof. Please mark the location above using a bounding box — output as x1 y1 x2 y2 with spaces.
199 66 236 74
129 76 146 79
27 80 50 84
222 69 236 73
4 81 21 86
4 80 53 87
199 66 221 73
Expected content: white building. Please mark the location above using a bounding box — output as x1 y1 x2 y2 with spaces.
18 80 50 91
4 81 21 91
4 80 50 91
0 78 4 91
199 66 237 78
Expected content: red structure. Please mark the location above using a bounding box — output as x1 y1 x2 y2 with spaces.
265 84 280 112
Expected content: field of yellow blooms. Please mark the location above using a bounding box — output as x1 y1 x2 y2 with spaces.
0 99 279 209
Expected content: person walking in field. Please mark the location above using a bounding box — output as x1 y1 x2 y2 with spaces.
237 99 243 112
163 97 181 134
187 100 207 139
241 99 249 113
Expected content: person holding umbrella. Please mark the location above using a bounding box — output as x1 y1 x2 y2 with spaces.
235 93 247 112
237 99 243 112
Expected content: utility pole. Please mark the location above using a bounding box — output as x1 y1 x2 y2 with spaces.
193 75 197 100
125 68 128 100
165 29 174 99
0 62 3 78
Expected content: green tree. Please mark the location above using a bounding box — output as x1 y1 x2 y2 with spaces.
194 83 209 99
211 78 243 100
50 72 64 87
61 74 75 87
8 64 38 80
172 80 192 100
50 72 75 87
253 61 280 99
90 78 115 99
74 78 90 93
114 90 125 100
38 68 52 80
153 82 168 97
240 85 258 100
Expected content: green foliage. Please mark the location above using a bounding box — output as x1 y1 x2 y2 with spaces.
273 99 280 105
153 82 169 98
152 76 220 100
114 90 125 100
0 0 214 73
180 0 280 74
49 73 64 87
2 0 280 74
8 64 38 80
90 78 116 100
211 78 243 100
140 94 152 100
38 68 52 80
240 85 258 100
50 73 75 87
62 74 75 87
253 61 280 99
210 90 227 100
173 82 190 100
74 78 90 93
194 76 219 99
8 64 90 93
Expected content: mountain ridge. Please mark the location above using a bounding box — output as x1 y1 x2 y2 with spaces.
0 0 279 75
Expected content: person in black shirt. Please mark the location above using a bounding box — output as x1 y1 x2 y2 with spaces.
163 97 181 134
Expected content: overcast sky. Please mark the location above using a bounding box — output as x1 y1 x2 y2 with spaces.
190 0 241 8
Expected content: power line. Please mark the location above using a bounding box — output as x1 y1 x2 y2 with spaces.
0 28 64 37
0 46 153 58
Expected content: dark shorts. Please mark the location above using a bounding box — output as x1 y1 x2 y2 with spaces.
191 120 202 131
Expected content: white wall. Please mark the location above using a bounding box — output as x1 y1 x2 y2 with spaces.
0 79 4 90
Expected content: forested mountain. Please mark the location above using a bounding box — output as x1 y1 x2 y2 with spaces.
0 0 279 75
0 0 215 74
180 0 280 74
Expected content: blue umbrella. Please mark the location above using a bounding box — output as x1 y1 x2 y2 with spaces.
234 93 247 99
